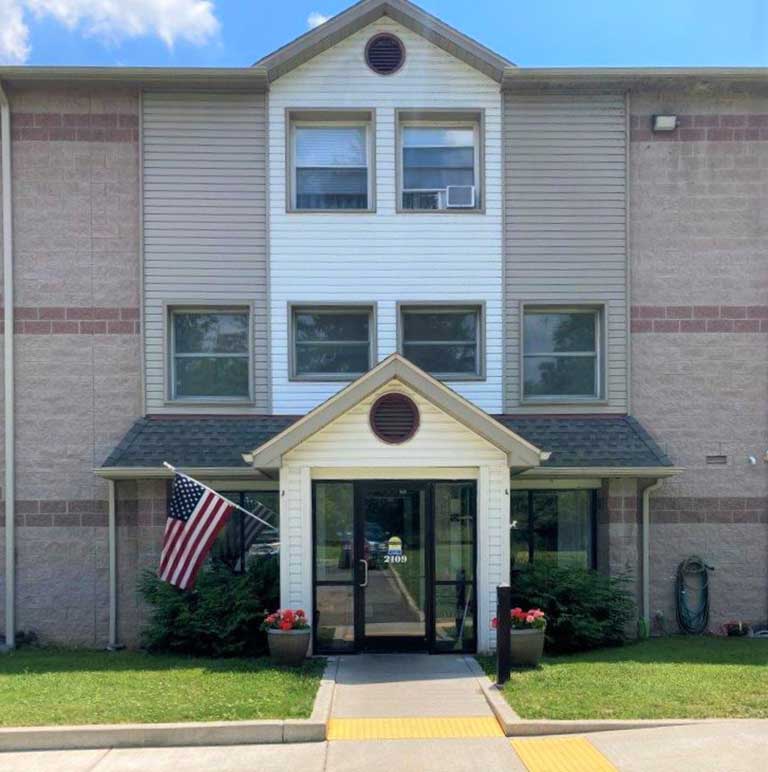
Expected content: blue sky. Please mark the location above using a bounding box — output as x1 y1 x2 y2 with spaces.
3 0 767 67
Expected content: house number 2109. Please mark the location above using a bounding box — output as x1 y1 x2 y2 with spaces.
384 555 408 564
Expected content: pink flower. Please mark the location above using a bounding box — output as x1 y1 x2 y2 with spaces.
526 615 535 624
491 617 498 629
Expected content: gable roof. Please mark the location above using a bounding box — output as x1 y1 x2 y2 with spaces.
244 354 544 468
255 0 513 83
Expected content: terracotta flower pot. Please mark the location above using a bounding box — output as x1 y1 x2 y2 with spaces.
267 628 310 665
510 628 545 668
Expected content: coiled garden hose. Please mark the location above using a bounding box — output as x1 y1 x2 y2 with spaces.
675 556 713 634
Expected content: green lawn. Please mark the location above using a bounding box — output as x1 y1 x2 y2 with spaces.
0 648 325 727
478 637 768 720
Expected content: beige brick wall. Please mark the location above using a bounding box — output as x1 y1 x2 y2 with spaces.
0 84 142 645
629 88 768 631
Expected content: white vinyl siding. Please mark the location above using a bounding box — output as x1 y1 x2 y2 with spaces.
503 92 628 413
269 18 503 414
142 92 268 412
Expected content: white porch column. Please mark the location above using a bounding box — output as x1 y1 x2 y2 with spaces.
477 463 510 653
278 464 313 619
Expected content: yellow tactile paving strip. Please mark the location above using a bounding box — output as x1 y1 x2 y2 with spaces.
511 737 619 772
327 716 505 740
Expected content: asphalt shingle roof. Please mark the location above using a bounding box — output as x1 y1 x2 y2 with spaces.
102 414 671 470
494 415 672 468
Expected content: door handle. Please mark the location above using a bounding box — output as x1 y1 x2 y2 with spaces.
359 559 369 588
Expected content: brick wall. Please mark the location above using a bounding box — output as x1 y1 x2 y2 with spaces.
0 84 143 645
629 89 768 631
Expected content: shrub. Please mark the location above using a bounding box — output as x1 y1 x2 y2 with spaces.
511 563 636 654
138 556 279 657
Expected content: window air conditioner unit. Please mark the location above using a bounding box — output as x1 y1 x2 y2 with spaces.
446 185 475 208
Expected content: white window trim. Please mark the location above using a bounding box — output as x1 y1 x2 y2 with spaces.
520 304 607 404
166 304 254 404
397 302 486 381
289 118 374 213
398 119 481 213
289 302 377 382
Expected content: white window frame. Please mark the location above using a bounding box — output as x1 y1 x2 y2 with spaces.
289 303 376 382
397 302 485 380
168 305 253 403
289 118 374 212
398 119 481 212
521 305 605 403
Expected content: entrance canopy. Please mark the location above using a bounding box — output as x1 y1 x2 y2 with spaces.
97 354 677 479
244 355 547 471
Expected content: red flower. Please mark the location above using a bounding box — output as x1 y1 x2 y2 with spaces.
491 617 498 629
296 609 306 618
279 620 293 631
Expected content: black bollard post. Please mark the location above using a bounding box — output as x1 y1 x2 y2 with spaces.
496 583 511 685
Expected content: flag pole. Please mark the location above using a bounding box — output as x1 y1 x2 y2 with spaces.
163 462 278 531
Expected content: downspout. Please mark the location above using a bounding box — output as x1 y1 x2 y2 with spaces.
1 80 15 651
641 479 662 630
107 479 118 649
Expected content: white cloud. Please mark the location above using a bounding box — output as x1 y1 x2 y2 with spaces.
307 11 329 29
0 0 30 63
0 0 220 64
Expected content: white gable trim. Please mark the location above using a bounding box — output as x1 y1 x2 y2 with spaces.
256 0 511 82
245 354 546 469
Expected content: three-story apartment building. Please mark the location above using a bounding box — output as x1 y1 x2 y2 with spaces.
1 0 766 654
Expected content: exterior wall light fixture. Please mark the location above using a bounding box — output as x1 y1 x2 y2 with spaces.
652 115 678 132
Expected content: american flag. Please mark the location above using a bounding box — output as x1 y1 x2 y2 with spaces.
159 473 236 590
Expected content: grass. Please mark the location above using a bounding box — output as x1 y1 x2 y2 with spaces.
0 648 326 727
478 637 768 720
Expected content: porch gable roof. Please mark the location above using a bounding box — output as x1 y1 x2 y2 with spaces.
244 354 545 469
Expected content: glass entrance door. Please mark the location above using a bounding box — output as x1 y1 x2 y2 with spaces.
312 480 476 654
357 483 428 651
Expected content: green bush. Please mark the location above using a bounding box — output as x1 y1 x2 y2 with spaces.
138 556 279 657
511 563 636 654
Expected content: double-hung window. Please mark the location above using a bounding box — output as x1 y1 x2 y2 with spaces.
522 307 602 401
170 308 250 401
400 305 483 378
291 305 374 380
291 114 372 211
400 114 480 211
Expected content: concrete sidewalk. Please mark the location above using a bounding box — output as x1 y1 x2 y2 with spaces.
330 654 491 719
4 722 768 771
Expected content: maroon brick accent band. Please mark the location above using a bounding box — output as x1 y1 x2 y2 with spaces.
0 497 166 528
11 112 139 143
603 495 638 524
652 497 768 524
0 307 140 335
631 114 768 142
631 305 768 333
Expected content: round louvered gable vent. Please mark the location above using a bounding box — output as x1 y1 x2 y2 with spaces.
365 33 405 75
370 393 420 444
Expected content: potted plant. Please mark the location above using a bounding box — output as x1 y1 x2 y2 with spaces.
262 609 310 665
493 607 547 668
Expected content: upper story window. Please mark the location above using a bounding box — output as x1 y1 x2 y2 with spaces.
289 111 373 211
522 307 603 401
399 112 481 212
399 305 483 379
170 308 250 401
291 305 374 380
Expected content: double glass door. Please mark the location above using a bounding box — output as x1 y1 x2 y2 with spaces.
313 480 476 654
